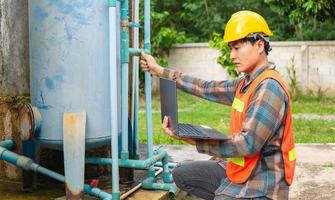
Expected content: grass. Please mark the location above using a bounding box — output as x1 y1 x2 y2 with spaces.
138 92 335 144
292 95 335 114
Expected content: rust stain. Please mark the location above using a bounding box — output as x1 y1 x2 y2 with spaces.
18 103 34 140
63 112 86 137
65 183 84 200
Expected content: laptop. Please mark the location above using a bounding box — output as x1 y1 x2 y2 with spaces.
160 78 229 141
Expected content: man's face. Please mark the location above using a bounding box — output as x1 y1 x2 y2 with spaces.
228 39 263 74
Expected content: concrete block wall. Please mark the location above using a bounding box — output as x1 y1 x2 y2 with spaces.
0 0 29 180
166 41 335 96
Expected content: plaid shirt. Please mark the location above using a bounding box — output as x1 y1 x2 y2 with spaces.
162 63 290 199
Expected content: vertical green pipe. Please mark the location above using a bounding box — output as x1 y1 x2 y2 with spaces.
162 152 173 183
144 0 155 179
121 0 129 160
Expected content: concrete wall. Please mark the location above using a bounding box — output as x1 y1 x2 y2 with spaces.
166 41 335 96
0 0 29 180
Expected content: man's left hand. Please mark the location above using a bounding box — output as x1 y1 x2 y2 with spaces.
162 116 196 145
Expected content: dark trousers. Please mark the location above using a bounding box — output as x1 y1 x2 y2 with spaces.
172 160 269 200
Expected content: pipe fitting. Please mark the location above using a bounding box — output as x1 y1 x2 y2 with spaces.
16 156 35 171
18 103 42 141
108 0 116 7
141 177 155 189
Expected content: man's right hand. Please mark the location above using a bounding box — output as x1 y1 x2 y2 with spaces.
140 52 164 77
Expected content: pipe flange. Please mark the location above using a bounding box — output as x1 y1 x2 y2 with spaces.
18 103 42 141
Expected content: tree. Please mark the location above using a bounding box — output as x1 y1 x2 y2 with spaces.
265 0 335 40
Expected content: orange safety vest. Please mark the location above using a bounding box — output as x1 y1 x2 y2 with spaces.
227 69 296 185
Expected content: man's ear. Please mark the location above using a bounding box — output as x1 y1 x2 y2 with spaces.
257 40 265 54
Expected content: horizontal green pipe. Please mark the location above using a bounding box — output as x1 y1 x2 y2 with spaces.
152 183 178 194
86 149 167 169
129 48 142 56
129 48 150 56
0 140 14 150
0 146 112 199
84 184 112 199
128 22 143 28
154 161 176 168
142 176 178 194
36 165 65 182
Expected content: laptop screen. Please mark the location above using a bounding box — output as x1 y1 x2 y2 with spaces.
160 78 178 131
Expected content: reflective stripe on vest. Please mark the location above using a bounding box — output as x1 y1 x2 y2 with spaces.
289 147 297 162
227 157 245 167
232 97 244 112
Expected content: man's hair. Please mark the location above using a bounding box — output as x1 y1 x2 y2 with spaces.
240 33 272 55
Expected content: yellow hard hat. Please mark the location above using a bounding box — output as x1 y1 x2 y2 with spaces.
223 10 273 43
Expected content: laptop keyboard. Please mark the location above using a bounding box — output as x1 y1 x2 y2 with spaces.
178 123 228 140
178 124 210 138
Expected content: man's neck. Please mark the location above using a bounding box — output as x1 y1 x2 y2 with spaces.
248 57 269 77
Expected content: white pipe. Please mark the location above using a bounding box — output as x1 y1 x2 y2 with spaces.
132 0 140 159
109 4 120 194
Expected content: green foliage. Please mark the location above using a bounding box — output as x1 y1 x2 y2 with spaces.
265 0 335 40
208 33 239 78
137 0 335 82
147 0 335 44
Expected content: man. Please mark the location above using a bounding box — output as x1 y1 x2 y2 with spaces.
140 10 296 200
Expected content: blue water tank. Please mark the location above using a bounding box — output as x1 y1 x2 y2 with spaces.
28 1 120 149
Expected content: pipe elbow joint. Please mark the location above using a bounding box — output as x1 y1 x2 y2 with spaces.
141 177 155 189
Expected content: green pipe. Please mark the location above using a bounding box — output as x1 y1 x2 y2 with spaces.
84 185 113 199
129 48 150 56
0 146 112 199
128 22 143 28
129 48 142 56
152 183 178 194
154 161 177 169
121 0 129 63
86 149 168 169
0 140 14 150
121 0 129 159
142 177 178 194
161 152 173 183
108 0 116 7
143 0 156 181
